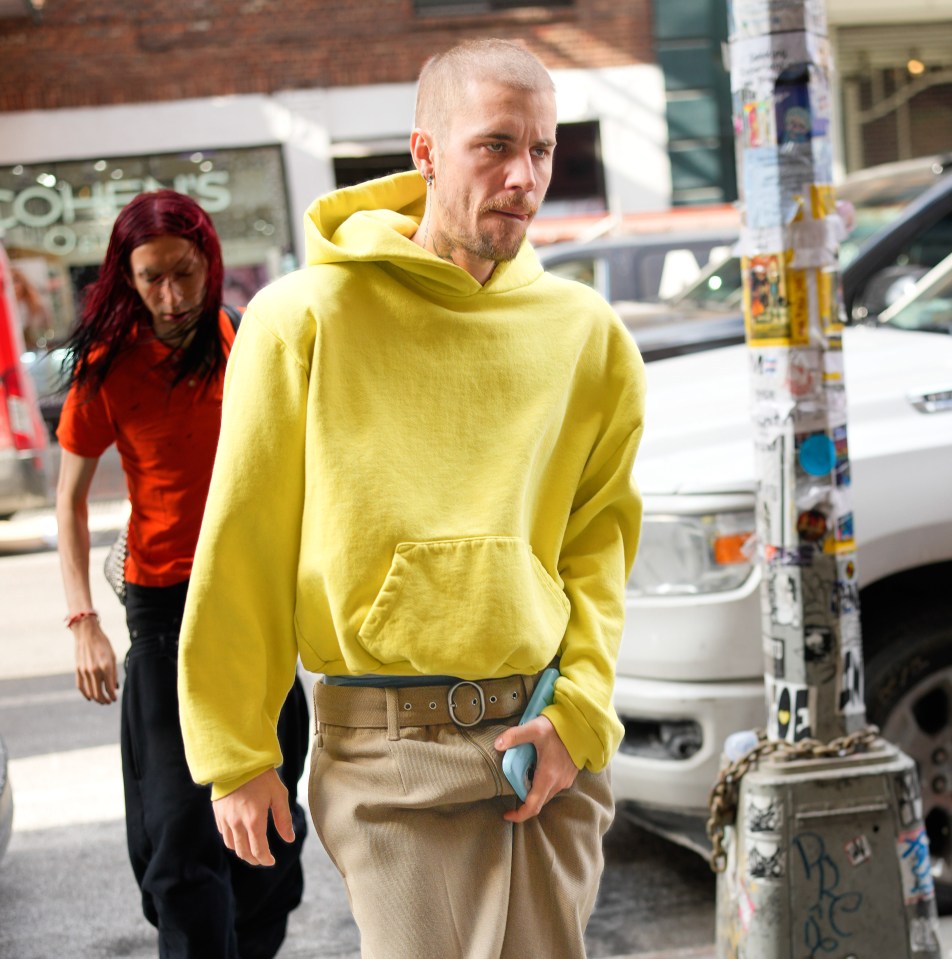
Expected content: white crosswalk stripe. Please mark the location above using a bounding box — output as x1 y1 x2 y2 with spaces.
9 744 124 831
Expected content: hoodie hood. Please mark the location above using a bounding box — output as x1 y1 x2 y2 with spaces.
303 170 544 297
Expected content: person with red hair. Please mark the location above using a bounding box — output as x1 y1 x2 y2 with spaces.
55 189 308 959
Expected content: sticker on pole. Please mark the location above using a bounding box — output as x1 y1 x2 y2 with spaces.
766 677 814 742
897 826 936 904
844 834 872 867
797 432 836 476
742 252 809 346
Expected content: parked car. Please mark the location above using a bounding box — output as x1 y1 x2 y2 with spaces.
611 164 952 905
0 243 50 519
538 229 737 305
558 154 952 361
0 734 11 866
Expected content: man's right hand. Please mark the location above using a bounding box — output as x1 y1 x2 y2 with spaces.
213 768 295 867
73 618 118 704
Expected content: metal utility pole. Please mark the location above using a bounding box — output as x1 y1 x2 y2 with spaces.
712 1 942 955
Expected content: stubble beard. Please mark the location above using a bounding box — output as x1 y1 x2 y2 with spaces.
432 192 535 265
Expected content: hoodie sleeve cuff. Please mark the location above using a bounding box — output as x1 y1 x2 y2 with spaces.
210 765 276 802
543 698 623 774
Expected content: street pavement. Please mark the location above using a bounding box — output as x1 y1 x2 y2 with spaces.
3 500 952 957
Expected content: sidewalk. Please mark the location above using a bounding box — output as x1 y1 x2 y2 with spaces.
0 497 128 553
610 949 712 959
606 915 952 958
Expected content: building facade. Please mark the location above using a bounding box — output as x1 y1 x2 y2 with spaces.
0 0 674 337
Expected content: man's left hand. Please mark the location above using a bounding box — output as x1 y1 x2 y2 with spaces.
494 716 579 823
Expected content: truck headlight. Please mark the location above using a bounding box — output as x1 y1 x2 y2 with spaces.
628 511 756 596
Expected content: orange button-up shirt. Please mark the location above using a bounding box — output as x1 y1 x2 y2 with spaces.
57 311 237 587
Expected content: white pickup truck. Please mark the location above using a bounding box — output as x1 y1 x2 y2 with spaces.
611 166 952 903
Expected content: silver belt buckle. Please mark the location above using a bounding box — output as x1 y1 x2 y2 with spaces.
447 680 486 727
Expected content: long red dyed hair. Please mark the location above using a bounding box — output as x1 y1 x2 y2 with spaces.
67 189 225 390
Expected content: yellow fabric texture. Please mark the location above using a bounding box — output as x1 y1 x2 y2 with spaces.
178 171 646 799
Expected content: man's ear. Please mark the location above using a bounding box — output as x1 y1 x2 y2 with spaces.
410 128 436 181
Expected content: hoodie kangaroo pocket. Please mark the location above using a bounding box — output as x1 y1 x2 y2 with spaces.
357 536 570 676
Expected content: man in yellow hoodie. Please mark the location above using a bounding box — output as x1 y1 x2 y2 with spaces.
179 38 645 958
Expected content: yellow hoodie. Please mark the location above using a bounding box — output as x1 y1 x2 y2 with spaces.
179 171 646 799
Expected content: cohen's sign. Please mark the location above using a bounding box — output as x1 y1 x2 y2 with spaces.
0 172 231 256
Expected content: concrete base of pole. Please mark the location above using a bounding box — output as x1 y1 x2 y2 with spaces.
715 739 941 958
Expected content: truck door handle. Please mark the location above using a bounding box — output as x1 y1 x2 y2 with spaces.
908 388 952 414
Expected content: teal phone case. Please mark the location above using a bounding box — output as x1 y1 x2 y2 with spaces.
501 667 560 802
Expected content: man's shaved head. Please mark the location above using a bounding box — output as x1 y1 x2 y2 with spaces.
408 38 557 283
415 38 555 139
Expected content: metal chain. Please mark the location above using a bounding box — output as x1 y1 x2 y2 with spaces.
706 725 881 873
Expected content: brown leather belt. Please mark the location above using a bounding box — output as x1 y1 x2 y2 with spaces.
313 672 542 729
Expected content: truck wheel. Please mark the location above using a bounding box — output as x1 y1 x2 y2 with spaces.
865 609 952 914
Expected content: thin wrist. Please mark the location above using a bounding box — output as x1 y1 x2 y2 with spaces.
65 609 99 629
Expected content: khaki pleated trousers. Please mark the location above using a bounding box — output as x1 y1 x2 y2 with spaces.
308 711 613 959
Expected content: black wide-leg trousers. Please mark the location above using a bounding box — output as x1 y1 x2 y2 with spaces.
121 581 308 959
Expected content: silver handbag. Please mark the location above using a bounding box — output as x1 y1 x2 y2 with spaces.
103 521 128 606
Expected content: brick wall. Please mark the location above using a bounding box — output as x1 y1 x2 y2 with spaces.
0 0 654 112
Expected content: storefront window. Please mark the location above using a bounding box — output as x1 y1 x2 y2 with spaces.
0 145 293 348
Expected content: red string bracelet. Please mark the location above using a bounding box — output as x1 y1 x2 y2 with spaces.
64 610 99 629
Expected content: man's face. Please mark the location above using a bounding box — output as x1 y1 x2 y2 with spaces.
427 79 557 282
129 235 208 344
